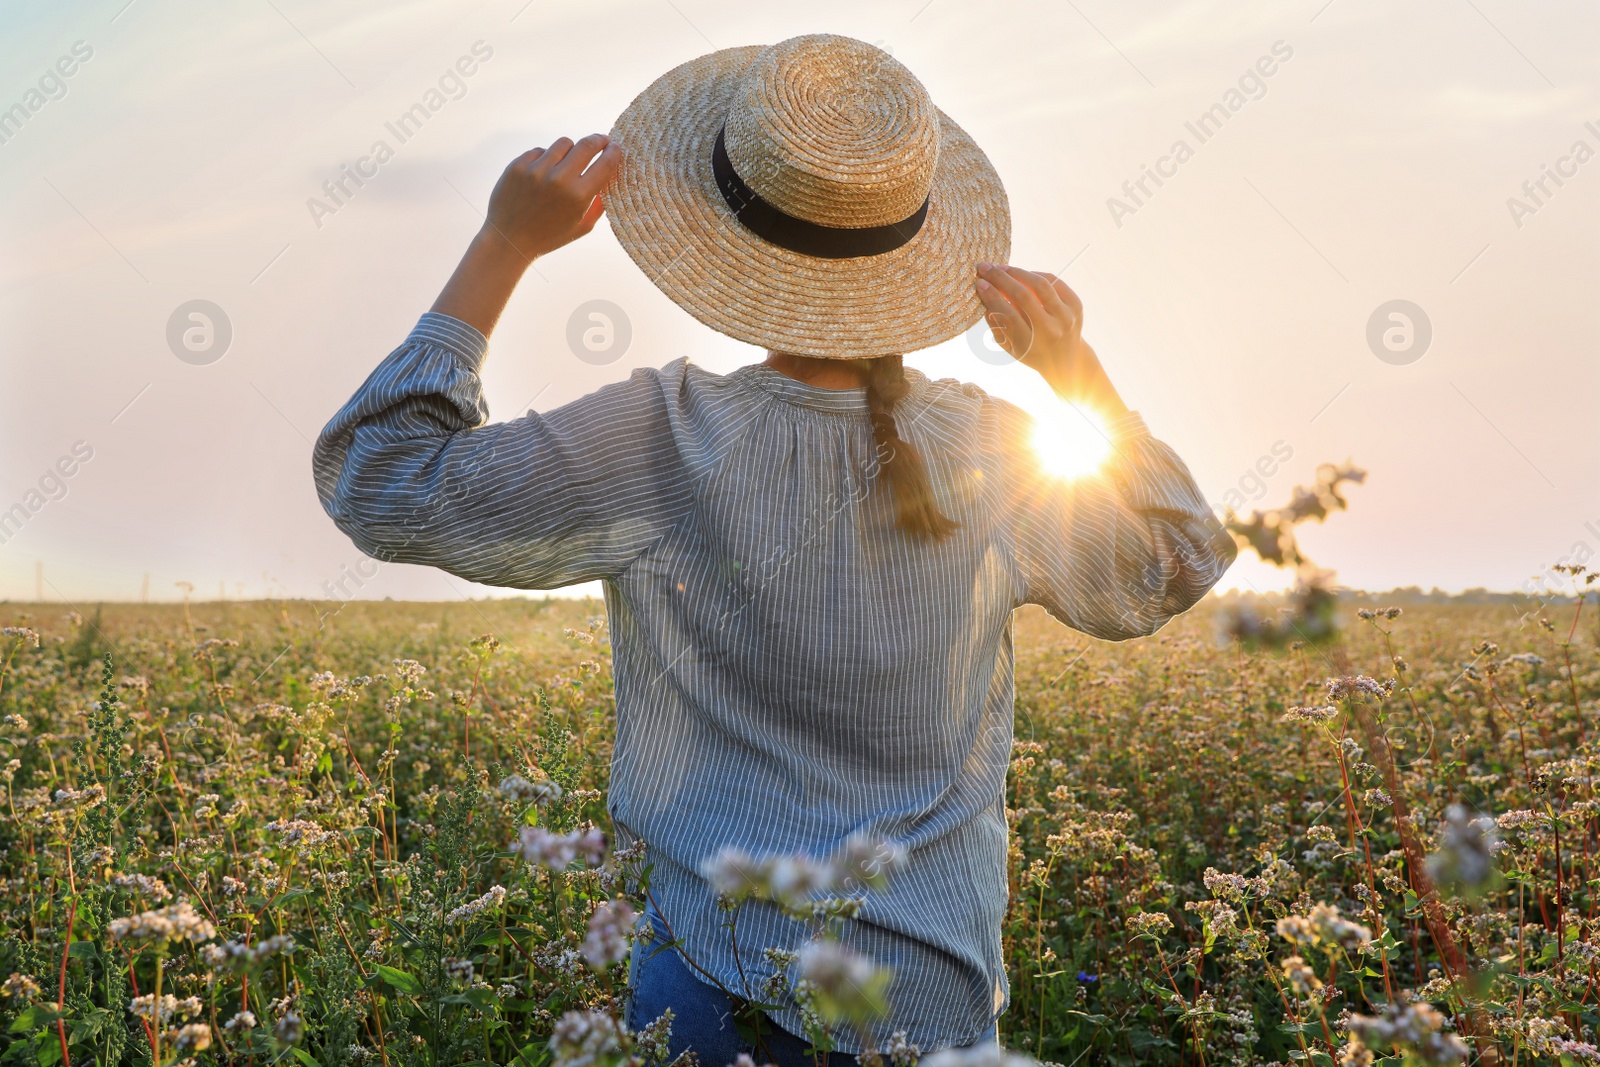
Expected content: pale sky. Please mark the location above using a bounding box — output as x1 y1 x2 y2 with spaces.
1 0 1595 604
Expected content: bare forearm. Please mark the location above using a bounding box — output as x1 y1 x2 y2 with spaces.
428 133 622 338
1036 341 1131 421
430 228 532 338
974 264 1131 422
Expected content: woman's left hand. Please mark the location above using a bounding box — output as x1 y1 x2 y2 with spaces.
975 263 1129 419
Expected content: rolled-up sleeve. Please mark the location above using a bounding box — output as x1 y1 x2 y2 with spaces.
1001 405 1236 640
311 313 693 589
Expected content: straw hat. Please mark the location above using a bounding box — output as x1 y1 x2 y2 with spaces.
605 34 1011 360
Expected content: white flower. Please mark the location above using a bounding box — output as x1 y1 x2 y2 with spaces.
111 874 172 901
796 941 888 1023
1283 705 1339 723
1 974 41 1000
1281 955 1322 995
446 885 506 924
1326 675 1393 701
392 659 427 685
223 1011 257 1034
701 835 906 910
53 785 106 809
499 774 563 806
581 899 637 969
108 901 215 945
1 627 40 648
1127 912 1174 937
1346 1001 1467 1064
129 995 202 1023
512 826 606 869
199 935 295 972
171 1023 212 1054
1275 903 1370 953
919 1043 1039 1067
1498 809 1544 832
264 819 335 849
548 1010 625 1067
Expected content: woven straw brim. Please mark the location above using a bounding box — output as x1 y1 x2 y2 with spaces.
606 45 1011 360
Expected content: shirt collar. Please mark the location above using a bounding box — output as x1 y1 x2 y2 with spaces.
730 361 932 415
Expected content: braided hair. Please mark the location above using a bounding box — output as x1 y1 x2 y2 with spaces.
857 354 958 541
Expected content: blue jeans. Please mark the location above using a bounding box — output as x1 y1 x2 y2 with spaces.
626 907 996 1067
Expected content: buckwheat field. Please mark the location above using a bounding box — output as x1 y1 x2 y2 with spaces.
0 566 1596 1067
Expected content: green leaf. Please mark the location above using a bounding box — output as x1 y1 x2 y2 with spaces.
67 1008 114 1043
10 1006 63 1035
438 991 499 1012
387 919 424 949
291 1048 324 1067
375 964 422 996
510 1043 550 1067
1 1037 39 1067
66 942 98 960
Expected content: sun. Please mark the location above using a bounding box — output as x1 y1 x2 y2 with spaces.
1031 403 1113 481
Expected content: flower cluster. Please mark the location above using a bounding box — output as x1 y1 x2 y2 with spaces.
200 934 296 971
107 900 217 945
796 940 889 1024
700 833 908 912
512 826 606 869
0 973 40 1000
53 784 106 809
1275 903 1372 953
1345 1001 1468 1064
171 1023 212 1054
920 1044 1041 1067
264 818 336 848
581 898 637 969
499 773 564 806
0 627 40 648
445 884 507 924
1325 675 1395 701
129 994 203 1023
548 1009 625 1067
111 873 173 900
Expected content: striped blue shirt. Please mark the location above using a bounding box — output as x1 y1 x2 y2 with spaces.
312 312 1235 1051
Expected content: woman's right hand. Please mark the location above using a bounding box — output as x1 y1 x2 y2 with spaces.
430 135 623 337
481 134 624 262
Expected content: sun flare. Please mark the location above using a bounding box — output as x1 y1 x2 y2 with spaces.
1031 404 1113 481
